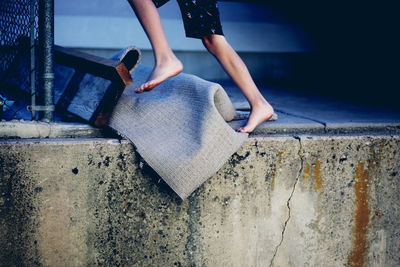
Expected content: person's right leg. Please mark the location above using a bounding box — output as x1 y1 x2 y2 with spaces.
201 34 275 133
127 0 183 93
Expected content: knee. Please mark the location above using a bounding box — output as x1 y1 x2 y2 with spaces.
201 34 226 55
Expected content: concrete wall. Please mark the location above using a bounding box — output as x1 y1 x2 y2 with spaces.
53 1 399 109
1 134 399 266
54 0 315 82
77 48 314 82
54 0 314 52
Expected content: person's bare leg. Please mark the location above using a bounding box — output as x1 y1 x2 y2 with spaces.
127 0 183 93
202 34 275 133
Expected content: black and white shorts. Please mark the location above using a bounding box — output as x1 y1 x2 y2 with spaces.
152 0 224 39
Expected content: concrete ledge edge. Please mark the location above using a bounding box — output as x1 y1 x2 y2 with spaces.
1 121 399 140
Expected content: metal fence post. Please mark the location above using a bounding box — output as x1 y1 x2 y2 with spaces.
30 0 37 120
38 0 55 122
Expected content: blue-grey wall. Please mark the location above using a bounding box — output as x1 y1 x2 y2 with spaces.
54 1 400 110
54 0 314 52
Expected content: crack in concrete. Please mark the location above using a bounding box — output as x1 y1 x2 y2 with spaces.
47 123 53 138
269 135 304 267
274 108 327 133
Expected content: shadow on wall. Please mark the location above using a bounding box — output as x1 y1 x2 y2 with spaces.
272 1 399 110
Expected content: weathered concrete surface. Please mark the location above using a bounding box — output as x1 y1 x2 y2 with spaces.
0 135 399 266
225 81 400 136
0 120 107 139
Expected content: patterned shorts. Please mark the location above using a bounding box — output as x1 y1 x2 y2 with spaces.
152 0 224 39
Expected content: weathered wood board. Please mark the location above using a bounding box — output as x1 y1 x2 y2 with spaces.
1 39 140 125
54 46 139 127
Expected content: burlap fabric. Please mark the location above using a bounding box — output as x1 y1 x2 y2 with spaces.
107 48 248 199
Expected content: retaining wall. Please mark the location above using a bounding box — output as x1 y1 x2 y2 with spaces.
0 134 399 266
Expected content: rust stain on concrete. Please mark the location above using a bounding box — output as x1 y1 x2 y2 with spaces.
277 151 288 164
302 161 322 191
303 163 311 190
348 161 374 267
313 160 322 191
270 151 288 191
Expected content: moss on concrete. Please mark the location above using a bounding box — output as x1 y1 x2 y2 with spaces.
0 135 399 266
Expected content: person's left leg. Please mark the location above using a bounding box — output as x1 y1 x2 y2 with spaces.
202 34 275 133
175 0 274 133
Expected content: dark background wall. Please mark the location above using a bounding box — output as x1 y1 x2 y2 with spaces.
55 0 399 110
268 2 399 109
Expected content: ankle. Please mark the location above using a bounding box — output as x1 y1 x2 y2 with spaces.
249 97 271 108
155 52 179 65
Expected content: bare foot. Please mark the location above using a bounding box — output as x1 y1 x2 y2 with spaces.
135 57 183 93
236 101 275 133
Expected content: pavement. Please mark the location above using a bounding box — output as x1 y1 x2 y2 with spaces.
1 81 400 138
220 81 400 135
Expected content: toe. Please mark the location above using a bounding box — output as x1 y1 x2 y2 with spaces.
236 127 245 133
135 87 143 93
145 80 157 91
144 84 153 91
239 125 253 133
134 85 145 93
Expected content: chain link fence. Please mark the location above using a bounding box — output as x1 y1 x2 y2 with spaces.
0 0 39 120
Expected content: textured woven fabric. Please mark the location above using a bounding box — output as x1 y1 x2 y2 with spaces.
107 48 248 199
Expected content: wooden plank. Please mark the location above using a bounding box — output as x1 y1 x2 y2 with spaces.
53 46 139 127
12 37 134 85
91 82 122 127
54 45 135 86
1 38 138 125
